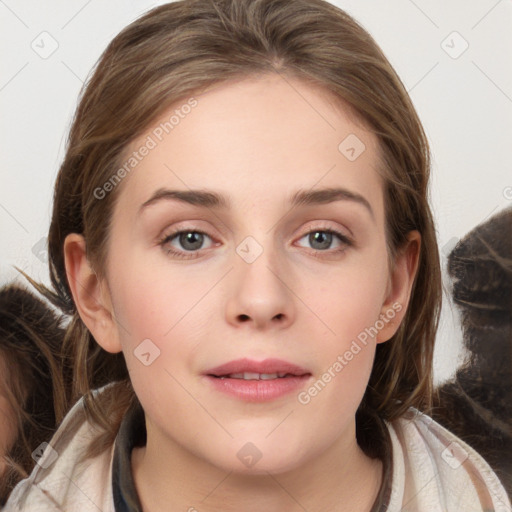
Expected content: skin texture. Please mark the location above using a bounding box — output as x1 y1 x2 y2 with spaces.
65 73 419 512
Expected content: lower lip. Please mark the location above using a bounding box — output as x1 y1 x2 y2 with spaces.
204 375 311 402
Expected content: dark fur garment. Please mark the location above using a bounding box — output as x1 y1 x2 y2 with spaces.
432 207 512 497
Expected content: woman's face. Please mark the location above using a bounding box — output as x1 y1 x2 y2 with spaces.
75 73 415 474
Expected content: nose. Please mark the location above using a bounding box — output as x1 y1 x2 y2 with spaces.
224 246 296 331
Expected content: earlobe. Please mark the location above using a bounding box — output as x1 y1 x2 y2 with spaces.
376 231 421 344
64 233 122 354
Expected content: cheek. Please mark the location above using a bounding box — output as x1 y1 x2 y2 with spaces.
305 254 389 341
297 302 379 429
297 247 389 400
107 255 219 403
108 256 215 344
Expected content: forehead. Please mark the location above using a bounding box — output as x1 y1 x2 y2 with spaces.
114 73 383 219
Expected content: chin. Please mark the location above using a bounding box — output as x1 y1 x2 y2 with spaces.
221 453 305 476
204 435 310 476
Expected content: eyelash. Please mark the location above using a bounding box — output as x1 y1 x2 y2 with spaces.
159 229 216 260
158 226 353 260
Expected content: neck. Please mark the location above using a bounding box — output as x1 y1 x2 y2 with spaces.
131 423 383 512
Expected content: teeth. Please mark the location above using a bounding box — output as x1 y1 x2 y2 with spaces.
259 373 278 380
244 372 260 379
223 372 287 380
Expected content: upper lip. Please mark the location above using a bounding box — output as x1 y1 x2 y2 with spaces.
205 358 310 377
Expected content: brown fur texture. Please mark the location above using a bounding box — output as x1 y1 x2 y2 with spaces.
432 207 512 497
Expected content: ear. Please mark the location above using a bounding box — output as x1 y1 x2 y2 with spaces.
64 233 122 353
376 230 421 344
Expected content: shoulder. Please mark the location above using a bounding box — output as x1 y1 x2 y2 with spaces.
4 392 116 512
386 408 511 511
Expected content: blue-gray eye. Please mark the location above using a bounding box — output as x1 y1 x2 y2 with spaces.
297 229 350 251
176 231 206 251
308 231 333 250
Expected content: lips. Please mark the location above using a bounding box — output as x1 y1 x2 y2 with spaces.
204 358 311 402
206 358 310 379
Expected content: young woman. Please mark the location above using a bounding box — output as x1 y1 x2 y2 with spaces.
5 0 510 510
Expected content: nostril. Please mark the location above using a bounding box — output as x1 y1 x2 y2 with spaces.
238 314 250 322
274 313 284 320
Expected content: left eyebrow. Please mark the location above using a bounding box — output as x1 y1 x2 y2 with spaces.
139 186 374 219
289 187 374 219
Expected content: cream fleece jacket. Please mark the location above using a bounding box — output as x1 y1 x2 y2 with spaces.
4 398 511 511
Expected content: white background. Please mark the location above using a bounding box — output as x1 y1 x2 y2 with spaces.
1 0 511 384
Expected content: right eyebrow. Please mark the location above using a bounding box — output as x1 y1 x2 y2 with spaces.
139 188 230 213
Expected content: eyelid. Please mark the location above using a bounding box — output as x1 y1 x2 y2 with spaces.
294 221 353 243
157 220 217 242
295 228 353 250
158 227 218 260
158 224 219 246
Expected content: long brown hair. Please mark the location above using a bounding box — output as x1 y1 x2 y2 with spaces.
0 283 71 503
42 0 441 453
